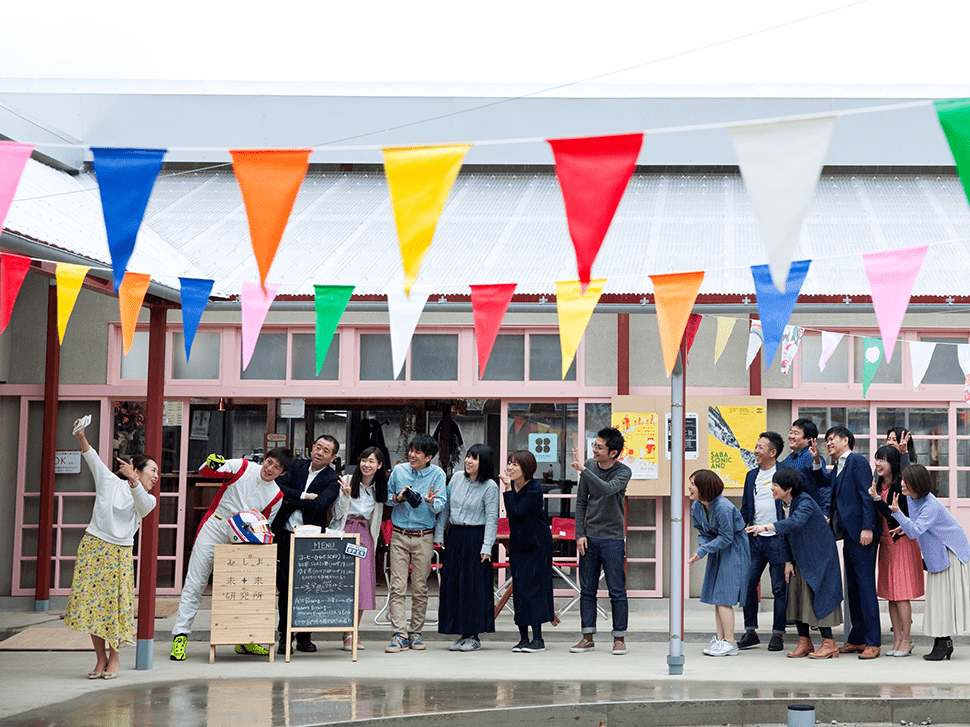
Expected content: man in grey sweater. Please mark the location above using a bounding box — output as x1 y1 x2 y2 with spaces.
569 427 633 655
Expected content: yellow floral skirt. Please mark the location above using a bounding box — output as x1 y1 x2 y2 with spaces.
64 533 135 650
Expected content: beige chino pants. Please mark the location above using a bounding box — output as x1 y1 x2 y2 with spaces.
388 530 434 636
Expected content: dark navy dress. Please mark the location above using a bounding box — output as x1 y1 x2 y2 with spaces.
504 480 555 626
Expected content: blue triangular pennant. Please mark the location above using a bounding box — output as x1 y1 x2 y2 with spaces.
178 277 214 361
751 259 811 368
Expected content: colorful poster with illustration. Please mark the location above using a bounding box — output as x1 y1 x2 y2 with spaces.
708 405 766 488
611 411 659 479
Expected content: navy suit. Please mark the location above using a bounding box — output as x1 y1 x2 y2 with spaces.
740 465 792 635
828 452 881 647
271 459 340 638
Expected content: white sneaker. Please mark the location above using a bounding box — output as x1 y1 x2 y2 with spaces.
702 636 721 655
449 638 467 652
710 640 739 657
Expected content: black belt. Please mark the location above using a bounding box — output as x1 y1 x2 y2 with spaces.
393 526 434 536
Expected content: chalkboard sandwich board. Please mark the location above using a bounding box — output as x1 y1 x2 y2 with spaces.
286 533 361 662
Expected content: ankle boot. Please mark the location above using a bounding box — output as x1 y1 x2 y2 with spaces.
808 638 840 659
787 636 814 658
923 637 954 661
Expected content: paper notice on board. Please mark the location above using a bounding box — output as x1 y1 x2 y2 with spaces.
665 412 699 460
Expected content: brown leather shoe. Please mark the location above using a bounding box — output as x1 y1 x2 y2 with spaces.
858 645 881 660
787 636 815 658
808 638 840 659
839 642 866 654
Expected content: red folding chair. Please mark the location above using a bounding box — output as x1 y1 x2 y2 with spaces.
373 519 441 626
492 518 514 616
550 517 606 618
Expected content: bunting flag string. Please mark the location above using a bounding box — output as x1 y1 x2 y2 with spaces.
470 283 516 378
91 147 167 291
0 253 32 333
650 271 705 376
714 317 736 366
241 281 280 370
861 336 884 398
862 245 928 364
387 283 430 378
745 320 764 370
548 133 643 290
935 99 970 208
555 279 606 379
384 144 471 296
819 331 844 372
751 259 811 368
0 142 34 232
55 263 90 344
118 272 152 355
231 149 311 291
179 277 215 362
314 285 355 375
908 340 936 391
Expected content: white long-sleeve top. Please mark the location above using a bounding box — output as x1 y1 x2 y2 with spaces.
82 448 157 546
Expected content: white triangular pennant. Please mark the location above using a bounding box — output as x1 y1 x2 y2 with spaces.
908 340 936 390
386 283 430 379
819 331 844 372
779 325 804 374
745 320 763 370
729 116 836 291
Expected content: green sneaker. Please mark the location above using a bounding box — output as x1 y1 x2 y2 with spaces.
170 634 187 661
235 643 270 656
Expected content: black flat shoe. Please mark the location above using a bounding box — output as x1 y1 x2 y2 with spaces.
295 639 317 653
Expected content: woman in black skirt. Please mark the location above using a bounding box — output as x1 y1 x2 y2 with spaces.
500 450 555 653
435 444 500 651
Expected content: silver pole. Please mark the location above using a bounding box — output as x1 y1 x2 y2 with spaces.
667 349 686 675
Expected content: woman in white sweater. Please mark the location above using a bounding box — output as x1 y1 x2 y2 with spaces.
64 420 157 679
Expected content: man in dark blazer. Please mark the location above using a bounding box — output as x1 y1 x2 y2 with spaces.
739 431 791 652
823 426 881 659
272 434 341 654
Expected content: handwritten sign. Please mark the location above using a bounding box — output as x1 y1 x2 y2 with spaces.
210 543 277 663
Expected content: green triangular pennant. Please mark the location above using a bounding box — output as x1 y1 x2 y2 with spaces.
314 285 354 374
935 99 970 208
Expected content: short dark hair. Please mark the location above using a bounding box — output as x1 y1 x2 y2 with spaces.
409 434 439 459
887 426 917 463
314 434 339 455
825 426 855 450
597 427 625 458
351 447 387 502
508 450 537 481
131 454 157 473
265 447 293 471
792 418 818 441
759 431 784 459
772 467 803 496
466 443 496 483
902 463 933 498
690 469 724 502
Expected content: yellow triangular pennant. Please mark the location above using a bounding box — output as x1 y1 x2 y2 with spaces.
555 279 606 379
55 263 89 344
714 316 737 366
383 144 471 295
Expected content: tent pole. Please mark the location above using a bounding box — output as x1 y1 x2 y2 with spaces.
667 337 687 674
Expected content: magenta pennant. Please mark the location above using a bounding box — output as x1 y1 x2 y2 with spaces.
240 281 280 370
0 142 34 233
548 133 643 289
1 253 32 333
862 245 928 364
470 283 516 377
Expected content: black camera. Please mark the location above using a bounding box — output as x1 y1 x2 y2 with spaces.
401 487 423 508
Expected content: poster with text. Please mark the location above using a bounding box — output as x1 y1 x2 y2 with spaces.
611 411 659 479
665 412 699 460
707 405 765 489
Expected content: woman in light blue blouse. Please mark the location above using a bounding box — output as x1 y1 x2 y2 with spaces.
435 444 500 651
890 464 970 661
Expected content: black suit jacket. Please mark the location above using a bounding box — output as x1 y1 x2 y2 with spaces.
827 452 880 542
271 459 340 535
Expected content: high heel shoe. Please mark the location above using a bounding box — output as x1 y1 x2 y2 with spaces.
87 670 105 679
893 639 914 657
923 637 954 661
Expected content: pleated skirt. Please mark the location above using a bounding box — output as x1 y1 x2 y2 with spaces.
343 517 377 611
64 533 135 650
437 525 496 635
923 549 970 637
877 530 925 601
785 564 842 628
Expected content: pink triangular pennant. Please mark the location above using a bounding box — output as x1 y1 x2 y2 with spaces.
0 142 34 233
862 245 928 364
470 283 516 377
683 314 702 365
241 281 280 370
1 253 32 333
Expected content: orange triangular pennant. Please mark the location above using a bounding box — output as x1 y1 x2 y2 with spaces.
650 271 705 376
118 272 151 355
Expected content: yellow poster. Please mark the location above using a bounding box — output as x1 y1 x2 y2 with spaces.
611 412 659 480
707 405 766 489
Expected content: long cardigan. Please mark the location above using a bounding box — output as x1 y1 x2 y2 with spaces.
691 495 749 607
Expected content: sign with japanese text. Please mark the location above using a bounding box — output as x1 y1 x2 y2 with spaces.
210 543 277 662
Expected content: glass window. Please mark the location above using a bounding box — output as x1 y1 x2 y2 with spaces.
291 333 339 380
411 334 458 381
797 406 870 461
241 333 286 380
799 333 849 383
173 332 221 379
120 331 149 380
481 334 525 381
853 337 901 385
507 402 579 518
359 334 404 381
920 337 967 385
530 334 576 381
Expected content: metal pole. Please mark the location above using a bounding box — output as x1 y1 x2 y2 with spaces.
667 341 686 675
35 279 59 612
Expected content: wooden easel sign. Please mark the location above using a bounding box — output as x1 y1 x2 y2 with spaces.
210 543 277 663
285 533 361 662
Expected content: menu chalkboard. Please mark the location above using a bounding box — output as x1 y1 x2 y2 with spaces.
286 534 360 661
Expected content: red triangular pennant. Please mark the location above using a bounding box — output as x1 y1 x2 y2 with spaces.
548 133 643 289
470 283 516 377
1 253 32 333
683 313 703 365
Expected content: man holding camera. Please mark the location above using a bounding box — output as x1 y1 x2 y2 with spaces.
385 434 448 653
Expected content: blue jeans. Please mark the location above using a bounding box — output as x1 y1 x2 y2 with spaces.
742 533 788 635
579 537 628 637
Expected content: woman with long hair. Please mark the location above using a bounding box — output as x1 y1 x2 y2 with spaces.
890 464 970 661
500 450 555 653
887 427 917 464
329 446 387 651
435 444 500 651
64 419 158 679
868 445 924 656
688 469 750 657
